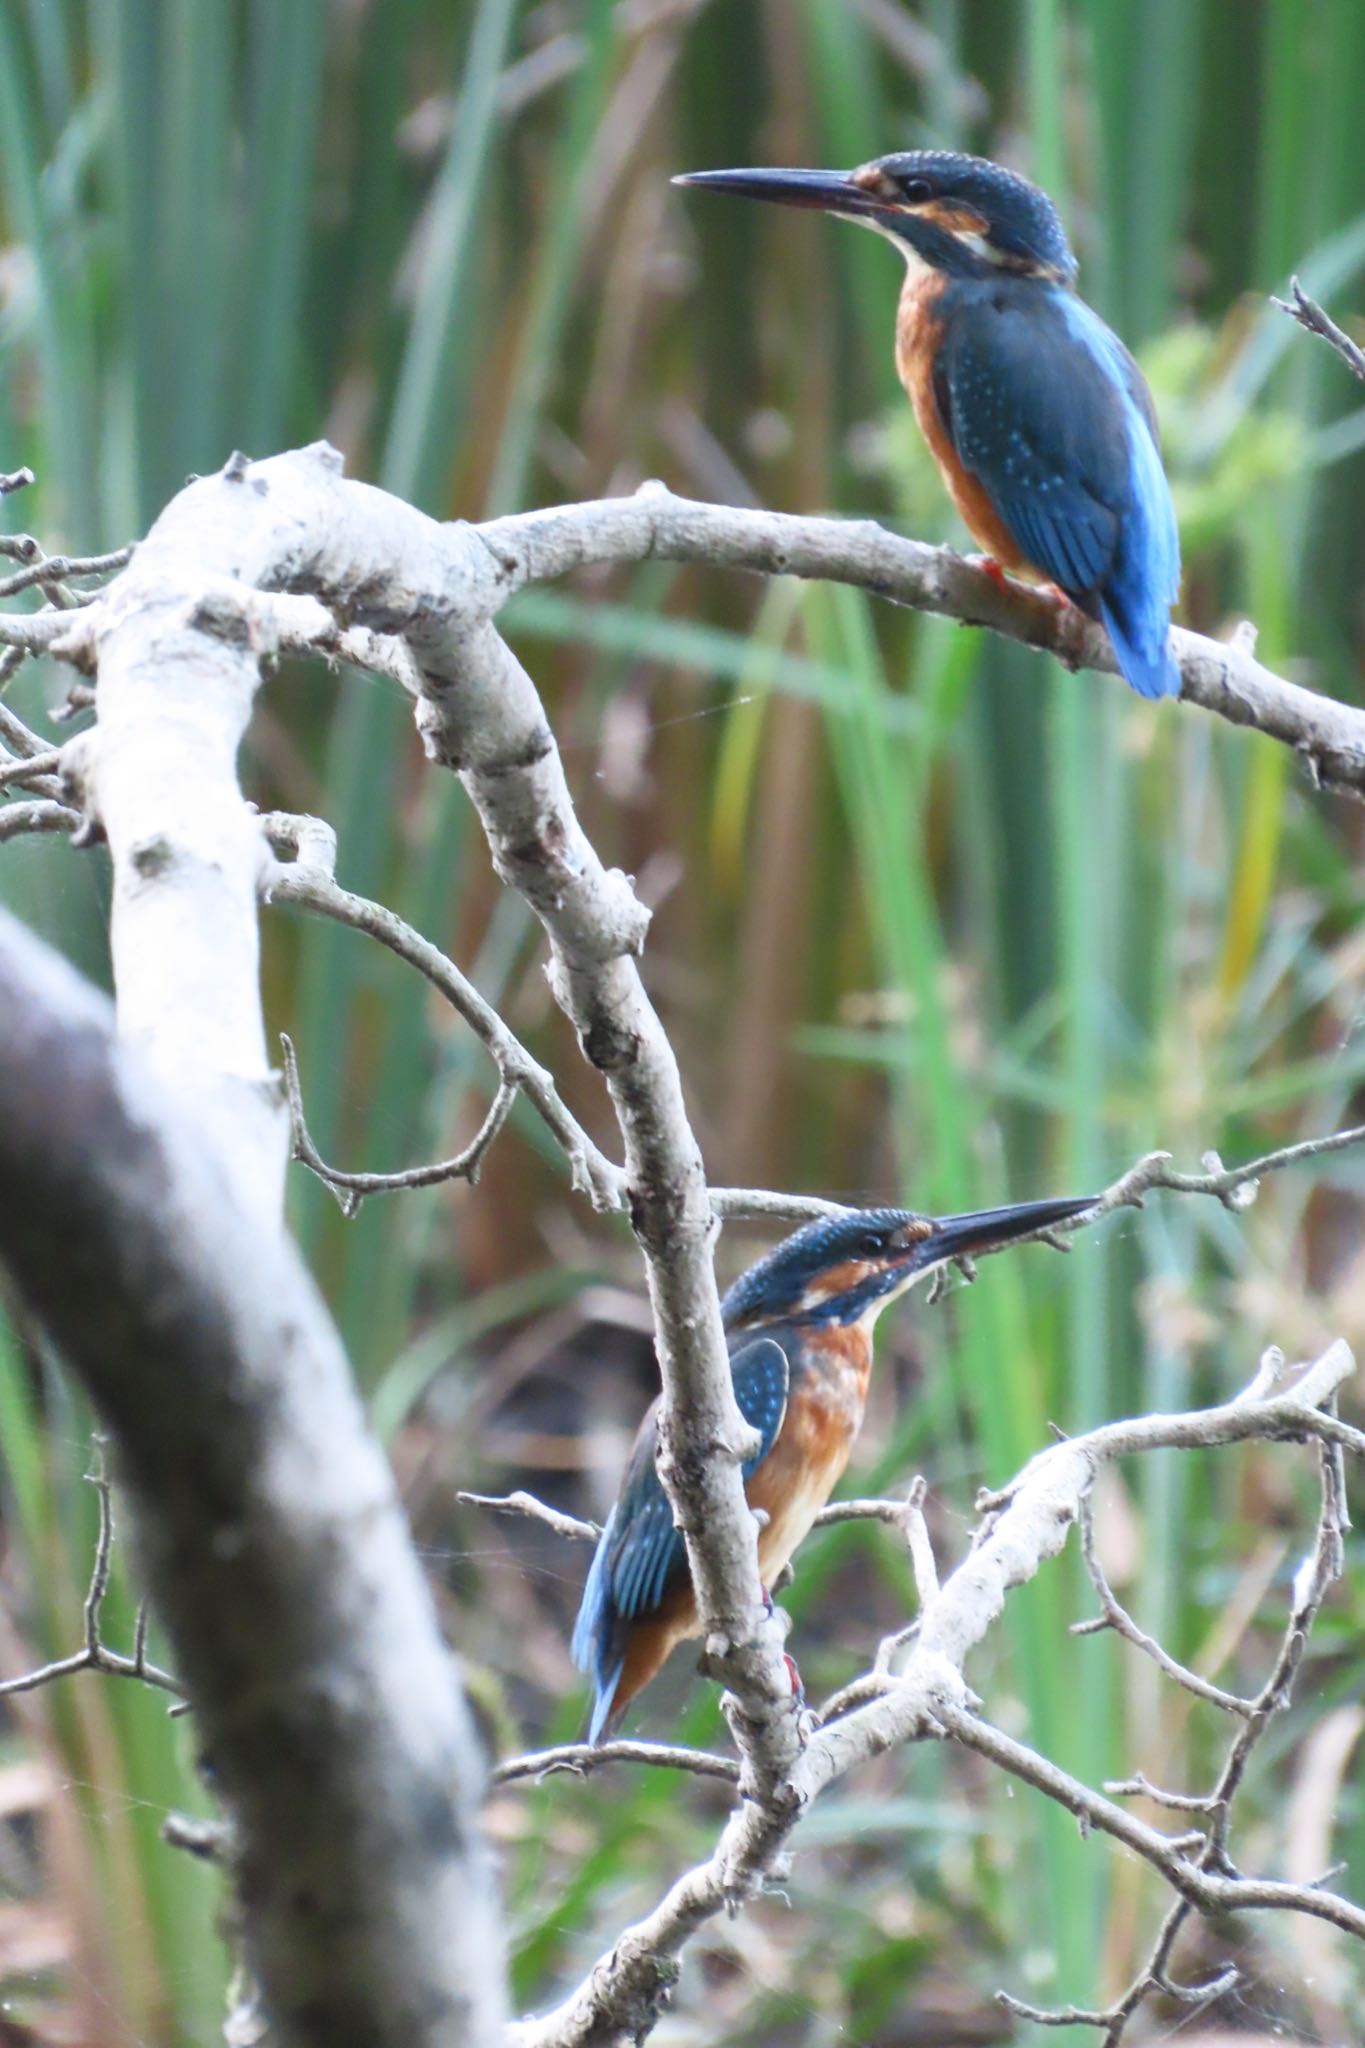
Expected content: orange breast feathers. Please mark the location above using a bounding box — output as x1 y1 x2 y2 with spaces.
895 270 1029 574
602 1330 873 1730
745 1327 873 1585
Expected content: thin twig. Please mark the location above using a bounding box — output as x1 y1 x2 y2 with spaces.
1273 278 1365 386
901 1476 939 1608
1103 1770 1221 1814
457 1490 600 1544
281 1034 518 1216
132 1600 151 1677
716 1121 1365 1238
82 1438 115 1651
491 1741 739 1789
997 1392 1354 2042
1095 1127 1365 1216
1072 1493 1254 1716
811 1496 915 1527
0 544 133 603
0 701 52 762
260 813 625 1215
940 1697 1365 1939
0 747 63 793
0 799 81 844
0 1442 182 1704
0 644 29 695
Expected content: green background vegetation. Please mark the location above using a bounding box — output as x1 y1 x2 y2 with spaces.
1 2 1364 2041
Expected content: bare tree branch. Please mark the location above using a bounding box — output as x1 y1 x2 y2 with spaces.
260 811 625 1213
1015 1398 1353 2042
0 908 507 2048
474 485 1365 799
0 542 134 604
1092 1127 1365 1216
0 798 80 843
0 746 64 791
457 1490 601 1544
0 699 62 766
27 467 1340 808
491 1742 739 1789
0 605 96 659
1273 277 1365 386
1071 1491 1255 1717
715 1122 1365 1234
517 1340 1362 2048
0 1438 183 1703
281 1032 518 1214
9 444 1365 2046
95 445 800 1794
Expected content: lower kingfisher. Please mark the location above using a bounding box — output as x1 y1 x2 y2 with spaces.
572 1191 1092 1740
675 151 1182 701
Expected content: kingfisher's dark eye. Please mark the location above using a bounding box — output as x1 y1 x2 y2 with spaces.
901 177 934 204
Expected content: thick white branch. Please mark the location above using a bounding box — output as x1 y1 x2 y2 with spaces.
65 561 337 1214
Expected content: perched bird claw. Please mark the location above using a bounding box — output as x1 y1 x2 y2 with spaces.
964 552 1014 591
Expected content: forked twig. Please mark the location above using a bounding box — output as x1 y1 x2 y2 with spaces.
0 1439 182 1706
1273 277 1365 386
281 1033 518 1217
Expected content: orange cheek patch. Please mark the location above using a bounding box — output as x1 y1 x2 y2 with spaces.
810 1258 877 1299
917 200 990 237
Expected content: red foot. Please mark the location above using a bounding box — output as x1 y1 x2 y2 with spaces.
784 1652 805 1708
965 553 1013 591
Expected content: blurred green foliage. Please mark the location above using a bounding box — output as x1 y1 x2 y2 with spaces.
1 2 1365 2042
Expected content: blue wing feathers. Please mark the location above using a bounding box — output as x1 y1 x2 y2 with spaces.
571 1509 625 1743
734 1338 791 1478
939 280 1180 699
570 1335 792 1739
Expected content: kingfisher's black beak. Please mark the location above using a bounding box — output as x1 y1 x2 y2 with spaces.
673 166 881 222
916 1192 1097 1267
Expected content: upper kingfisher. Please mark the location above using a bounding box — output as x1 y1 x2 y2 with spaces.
675 152 1182 700
572 1190 1093 1740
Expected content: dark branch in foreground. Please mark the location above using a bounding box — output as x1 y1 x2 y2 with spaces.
0 907 506 2048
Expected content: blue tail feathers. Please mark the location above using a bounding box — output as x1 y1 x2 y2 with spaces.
1100 598 1181 700
572 1508 623 1742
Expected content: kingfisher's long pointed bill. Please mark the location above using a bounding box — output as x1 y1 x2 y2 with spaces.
673 167 879 220
920 1193 1096 1266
